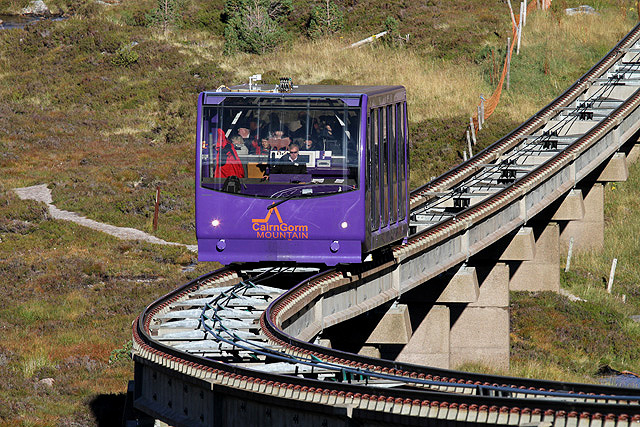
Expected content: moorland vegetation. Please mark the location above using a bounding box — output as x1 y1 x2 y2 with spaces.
1 0 640 423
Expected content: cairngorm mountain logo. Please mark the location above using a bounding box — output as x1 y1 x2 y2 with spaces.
251 207 309 239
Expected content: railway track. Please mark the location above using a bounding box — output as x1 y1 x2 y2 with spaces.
132 22 640 426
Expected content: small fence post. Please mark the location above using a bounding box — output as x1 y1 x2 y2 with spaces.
477 106 482 131
153 186 160 232
467 129 474 157
506 37 512 91
517 3 523 55
523 0 527 26
564 237 574 272
607 258 618 293
469 117 477 145
507 0 516 28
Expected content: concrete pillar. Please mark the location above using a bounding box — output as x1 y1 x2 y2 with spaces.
509 222 560 292
449 263 510 370
499 227 535 261
626 143 640 164
551 189 585 221
397 305 450 368
435 266 479 303
559 183 604 251
475 227 536 262
358 345 381 359
364 304 412 345
597 152 629 182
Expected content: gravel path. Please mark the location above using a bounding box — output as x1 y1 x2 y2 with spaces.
13 184 198 253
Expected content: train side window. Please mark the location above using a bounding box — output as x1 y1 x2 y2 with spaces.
380 106 388 227
397 102 405 221
366 113 371 231
398 101 409 219
371 109 379 231
387 104 396 224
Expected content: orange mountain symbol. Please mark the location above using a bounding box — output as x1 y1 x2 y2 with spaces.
252 207 284 224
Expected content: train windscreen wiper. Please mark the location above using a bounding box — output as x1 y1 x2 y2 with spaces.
267 194 297 211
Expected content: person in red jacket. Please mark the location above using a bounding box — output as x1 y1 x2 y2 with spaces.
214 129 245 178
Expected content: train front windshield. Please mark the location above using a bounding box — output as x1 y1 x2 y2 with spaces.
200 96 360 199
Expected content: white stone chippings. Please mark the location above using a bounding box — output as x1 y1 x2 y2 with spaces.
13 184 197 252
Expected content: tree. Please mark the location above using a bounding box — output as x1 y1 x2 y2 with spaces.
308 0 343 39
223 0 293 55
149 0 181 37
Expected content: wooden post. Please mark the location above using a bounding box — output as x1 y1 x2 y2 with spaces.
466 129 473 157
480 96 485 127
491 48 496 85
537 0 541 10
506 37 511 91
153 186 160 232
607 258 618 293
523 0 527 26
477 106 482 131
564 237 574 272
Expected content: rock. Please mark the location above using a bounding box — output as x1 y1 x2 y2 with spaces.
21 0 50 16
38 377 55 387
565 5 598 16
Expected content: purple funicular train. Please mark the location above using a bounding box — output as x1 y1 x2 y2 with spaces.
196 83 410 265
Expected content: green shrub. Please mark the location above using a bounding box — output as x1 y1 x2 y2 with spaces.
383 16 401 47
108 340 133 365
308 0 343 39
180 3 224 33
110 44 139 67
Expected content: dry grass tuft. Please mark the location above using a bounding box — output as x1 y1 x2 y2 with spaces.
220 40 490 123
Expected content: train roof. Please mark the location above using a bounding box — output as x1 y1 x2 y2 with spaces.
209 84 405 97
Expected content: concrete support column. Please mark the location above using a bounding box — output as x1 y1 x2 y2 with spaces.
397 305 450 368
396 265 479 368
363 304 412 345
509 222 560 292
626 143 640 164
559 183 604 251
449 263 510 370
597 152 629 182
398 263 510 370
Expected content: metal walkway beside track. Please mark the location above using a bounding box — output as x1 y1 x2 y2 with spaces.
131 22 640 426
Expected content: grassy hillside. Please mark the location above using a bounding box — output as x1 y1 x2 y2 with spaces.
0 0 638 423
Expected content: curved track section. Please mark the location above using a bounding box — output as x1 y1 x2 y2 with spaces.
133 23 640 426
